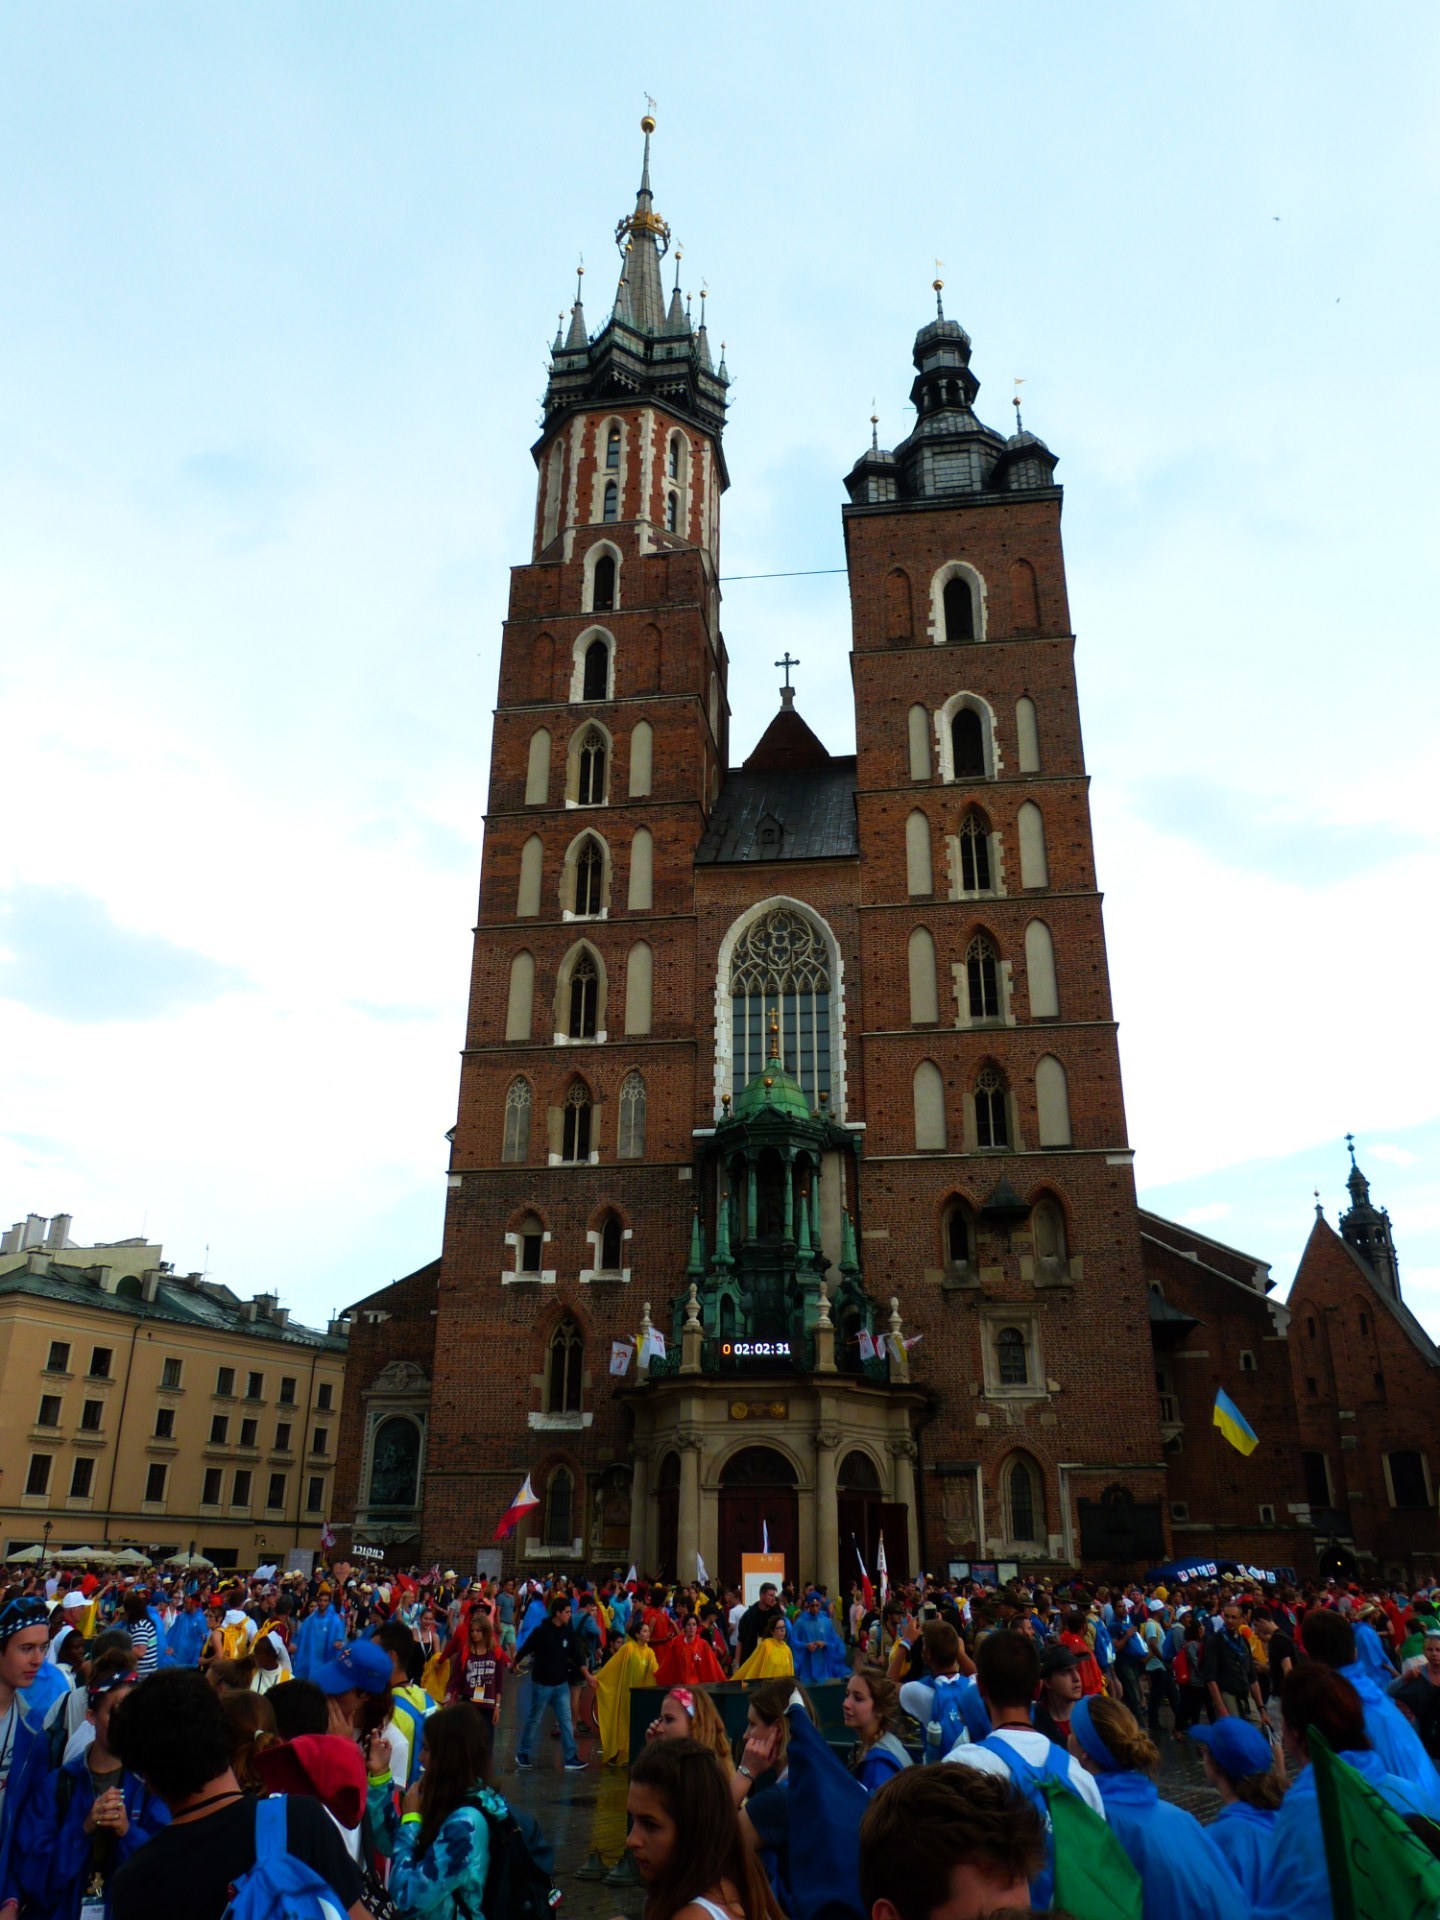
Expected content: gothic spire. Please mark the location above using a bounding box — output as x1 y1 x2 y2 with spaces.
612 114 671 335
1339 1134 1401 1299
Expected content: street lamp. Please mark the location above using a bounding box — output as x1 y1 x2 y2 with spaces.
41 1519 52 1565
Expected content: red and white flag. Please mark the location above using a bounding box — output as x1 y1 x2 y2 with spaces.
877 1531 889 1603
493 1472 541 1541
855 1541 874 1612
857 1329 876 1362
319 1519 336 1551
610 1340 635 1376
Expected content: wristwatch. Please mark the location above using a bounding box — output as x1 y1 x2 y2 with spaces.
737 1764 754 1781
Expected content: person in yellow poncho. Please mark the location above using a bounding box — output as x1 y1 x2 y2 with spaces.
735 1611 795 1682
592 1615 660 1764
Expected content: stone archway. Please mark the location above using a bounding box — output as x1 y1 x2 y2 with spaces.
718 1445 799 1587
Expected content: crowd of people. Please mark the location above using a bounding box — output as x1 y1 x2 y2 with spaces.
0 1552 1438 1918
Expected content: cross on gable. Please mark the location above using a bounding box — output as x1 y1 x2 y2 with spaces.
774 651 800 690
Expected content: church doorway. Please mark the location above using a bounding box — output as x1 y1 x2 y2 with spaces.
655 1451 679 1579
836 1448 911 1585
718 1445 798 1587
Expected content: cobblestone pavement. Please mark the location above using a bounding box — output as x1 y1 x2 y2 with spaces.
497 1680 1223 1920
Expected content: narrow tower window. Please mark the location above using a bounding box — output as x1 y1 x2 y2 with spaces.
582 639 610 702
617 1071 647 1158
605 426 621 471
547 1319 583 1412
600 1214 624 1269
959 812 992 892
593 554 616 612
975 1065 1009 1149
567 955 599 1040
602 479 618 523
668 437 683 479
502 1079 531 1163
666 491 679 534
997 1327 1029 1387
951 706 986 778
944 576 976 643
577 727 607 804
574 838 604 917
966 935 1001 1020
562 1082 593 1158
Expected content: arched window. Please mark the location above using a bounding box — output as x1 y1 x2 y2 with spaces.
913 1061 947 1151
562 1082 593 1159
525 728 551 805
599 1214 624 1270
1007 1457 1041 1543
516 1213 544 1274
543 1464 574 1546
1009 559 1040 631
627 828 653 911
582 639 610 702
907 704 931 780
1025 920 1059 1019
996 1327 1029 1387
666 491 679 534
367 1416 420 1509
1035 1055 1072 1148
728 906 833 1105
572 836 604 917
593 553 616 612
502 1079 531 1163
547 1320 583 1413
602 479 618 523
966 935 1001 1021
605 426 621 471
567 954 599 1040
617 1071 646 1158
907 927 938 1024
517 834 543 917
958 811 992 893
505 951 534 1042
975 1064 1009 1149
951 707 986 778
1032 1195 1069 1276
905 810 933 896
1018 801 1048 888
628 719 653 796
577 727 607 804
1016 696 1040 772
624 942 652 1036
668 435 684 480
943 575 976 643
944 1199 974 1271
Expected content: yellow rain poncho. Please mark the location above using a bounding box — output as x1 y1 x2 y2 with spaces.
592 1637 659 1763
735 1632 795 1682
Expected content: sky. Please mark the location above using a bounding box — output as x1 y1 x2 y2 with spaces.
2 3 1437 1335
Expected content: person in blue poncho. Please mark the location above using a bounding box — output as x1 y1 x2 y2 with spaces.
513 1588 549 1660
793 1590 848 1685
1255 1663 1439 1920
1188 1715 1282 1901
1302 1604 1440 1797
292 1586 342 1682
1068 1692 1248 1920
164 1593 209 1668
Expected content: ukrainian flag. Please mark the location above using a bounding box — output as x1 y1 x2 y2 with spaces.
1213 1387 1259 1456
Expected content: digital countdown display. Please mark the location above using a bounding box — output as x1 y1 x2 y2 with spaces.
721 1341 792 1359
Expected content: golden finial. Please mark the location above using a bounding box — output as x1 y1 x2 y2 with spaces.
642 94 658 134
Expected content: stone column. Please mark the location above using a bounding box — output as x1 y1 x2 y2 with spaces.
889 1435 920 1574
629 1443 651 1572
814 1427 841 1598
677 1429 703 1583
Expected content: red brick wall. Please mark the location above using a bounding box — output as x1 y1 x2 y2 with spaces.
330 1260 440 1552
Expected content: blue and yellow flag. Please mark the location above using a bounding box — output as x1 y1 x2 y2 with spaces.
1213 1387 1259 1456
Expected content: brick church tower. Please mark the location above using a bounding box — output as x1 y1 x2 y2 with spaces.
417 129 1166 1585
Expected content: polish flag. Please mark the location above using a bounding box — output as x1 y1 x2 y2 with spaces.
855 1541 874 1612
319 1519 336 1551
493 1473 541 1540
877 1532 889 1603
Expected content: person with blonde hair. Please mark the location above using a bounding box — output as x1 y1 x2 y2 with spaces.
843 1666 911 1791
1069 1692 1246 1918
645 1684 735 1777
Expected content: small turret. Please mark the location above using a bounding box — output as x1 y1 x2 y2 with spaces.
1339 1135 1401 1298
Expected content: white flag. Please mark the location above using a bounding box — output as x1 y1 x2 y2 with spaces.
857 1329 876 1361
641 1326 667 1363
762 1518 770 1555
610 1340 634 1377
696 1551 710 1585
877 1531 889 1602
626 1564 637 1586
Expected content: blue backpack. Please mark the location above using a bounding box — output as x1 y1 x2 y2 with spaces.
979 1732 1077 1909
222 1798 351 1920
391 1691 431 1787
924 1673 970 1761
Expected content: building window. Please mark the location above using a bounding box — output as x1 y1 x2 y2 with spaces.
913 1061 947 1151
307 1476 325 1513
1359 1311 1369 1334
37 1395 61 1428
1259 1503 1276 1524
548 1320 584 1413
275 1422 292 1452
617 1071 646 1159
80 1400 102 1433
602 479 618 522
582 639 610 702
503 1078 532 1163
599 1214 624 1271
996 1326 1029 1386
1007 1457 1040 1542
216 1367 235 1397
668 435 683 479
25 1455 51 1498
944 1200 973 1271
317 1383 334 1412
240 1419 258 1448
266 1473 286 1511
966 935 1001 1020
246 1372 264 1401
232 1469 252 1507
666 491 679 533
1305 1375 1318 1396
1239 1350 1256 1372
312 1427 329 1456
279 1377 296 1406
1170 1501 1190 1523
69 1458 94 1500
46 1340 71 1373
562 1083 593 1161
154 1408 175 1439
1374 1370 1384 1390
974 1065 1009 1148
517 1215 545 1275
368 1418 420 1509
944 575 976 643
160 1357 183 1389
89 1347 112 1380
210 1414 230 1446
728 906 833 1107
951 707 986 778
1389 1451 1428 1510
544 1465 574 1546
1032 1195 1069 1278
958 811 991 892
1302 1451 1330 1508
567 954 599 1040
144 1463 168 1504
202 1468 223 1506
577 726 607 803
593 553 616 612
574 837 605 916
605 425 621 470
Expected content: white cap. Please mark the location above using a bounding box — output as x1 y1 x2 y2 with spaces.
61 1592 88 1611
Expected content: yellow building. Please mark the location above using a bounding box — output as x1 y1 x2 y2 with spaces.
0 1217 347 1571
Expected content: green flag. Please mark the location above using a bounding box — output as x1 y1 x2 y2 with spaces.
1310 1725 1440 1920
1040 1776 1144 1920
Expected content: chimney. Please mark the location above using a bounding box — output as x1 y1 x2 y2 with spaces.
242 1300 259 1321
1 1224 21 1255
25 1250 50 1275
141 1270 163 1303
327 1316 351 1338
45 1214 72 1250
22 1214 47 1250
272 1305 290 1326
92 1266 117 1293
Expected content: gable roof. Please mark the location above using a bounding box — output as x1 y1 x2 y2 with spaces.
696 757 859 865
1293 1213 1440 1370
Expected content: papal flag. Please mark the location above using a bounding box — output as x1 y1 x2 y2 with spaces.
1212 1387 1259 1456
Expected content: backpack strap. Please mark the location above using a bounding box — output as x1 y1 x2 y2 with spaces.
254 1794 286 1864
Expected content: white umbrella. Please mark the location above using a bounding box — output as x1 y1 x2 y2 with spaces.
4 1545 44 1565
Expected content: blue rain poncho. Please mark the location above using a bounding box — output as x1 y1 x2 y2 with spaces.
1340 1659 1440 1797
1208 1800 1277 1903
1253 1746 1433 1920
1090 1771 1249 1920
793 1599 848 1684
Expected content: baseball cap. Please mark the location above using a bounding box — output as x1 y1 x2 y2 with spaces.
311 1638 392 1697
1188 1718 1273 1779
1039 1645 1079 1678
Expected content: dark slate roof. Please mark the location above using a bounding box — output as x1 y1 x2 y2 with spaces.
695 757 859 865
0 1261 346 1351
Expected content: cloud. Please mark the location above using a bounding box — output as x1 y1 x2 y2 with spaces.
1368 1142 1418 1169
1181 1201 1233 1225
0 884 249 1023
1129 776 1430 887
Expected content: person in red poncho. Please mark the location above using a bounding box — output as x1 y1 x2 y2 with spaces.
655 1613 727 1687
